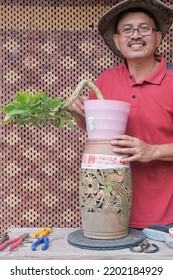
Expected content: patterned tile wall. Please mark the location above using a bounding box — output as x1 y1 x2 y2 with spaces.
0 0 173 235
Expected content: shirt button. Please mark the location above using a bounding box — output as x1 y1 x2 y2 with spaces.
132 95 136 99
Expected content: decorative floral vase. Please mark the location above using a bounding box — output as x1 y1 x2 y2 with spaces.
79 100 132 239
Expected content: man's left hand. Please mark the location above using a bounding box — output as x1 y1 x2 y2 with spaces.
111 135 158 163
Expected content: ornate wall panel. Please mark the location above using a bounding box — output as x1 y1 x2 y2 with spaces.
0 0 173 234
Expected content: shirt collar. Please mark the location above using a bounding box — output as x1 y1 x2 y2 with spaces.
123 55 166 85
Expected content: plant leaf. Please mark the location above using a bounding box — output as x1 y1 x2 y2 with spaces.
1 91 75 129
66 119 75 129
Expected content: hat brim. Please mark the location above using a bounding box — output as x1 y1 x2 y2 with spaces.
98 0 173 58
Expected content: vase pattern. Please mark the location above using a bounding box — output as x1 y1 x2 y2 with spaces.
79 167 132 226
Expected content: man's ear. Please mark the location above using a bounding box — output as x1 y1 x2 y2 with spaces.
156 31 162 48
113 34 120 50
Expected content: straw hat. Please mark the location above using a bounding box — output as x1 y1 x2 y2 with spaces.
98 0 173 57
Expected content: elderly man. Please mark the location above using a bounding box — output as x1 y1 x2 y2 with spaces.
71 0 173 229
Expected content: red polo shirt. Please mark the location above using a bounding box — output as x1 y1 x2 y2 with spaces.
89 55 173 228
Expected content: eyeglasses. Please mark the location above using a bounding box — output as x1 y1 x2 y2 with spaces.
117 25 158 37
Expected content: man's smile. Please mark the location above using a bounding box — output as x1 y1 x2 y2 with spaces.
128 40 146 48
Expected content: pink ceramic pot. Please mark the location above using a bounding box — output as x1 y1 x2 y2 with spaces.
84 99 131 139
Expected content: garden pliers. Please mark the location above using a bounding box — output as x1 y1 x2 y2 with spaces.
31 237 49 251
129 239 159 253
32 227 52 238
0 233 29 251
31 227 52 251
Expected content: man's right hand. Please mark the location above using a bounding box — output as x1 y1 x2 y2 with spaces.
70 96 89 117
69 96 89 130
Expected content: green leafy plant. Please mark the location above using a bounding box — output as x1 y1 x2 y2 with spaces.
1 80 103 129
2 91 76 129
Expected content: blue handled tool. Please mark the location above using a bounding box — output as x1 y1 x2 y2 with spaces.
31 237 49 251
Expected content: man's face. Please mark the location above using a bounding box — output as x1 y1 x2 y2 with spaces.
113 12 162 60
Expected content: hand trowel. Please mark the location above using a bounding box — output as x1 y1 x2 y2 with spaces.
142 228 173 248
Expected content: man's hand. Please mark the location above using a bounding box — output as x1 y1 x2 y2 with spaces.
69 96 89 117
111 135 158 163
69 96 89 131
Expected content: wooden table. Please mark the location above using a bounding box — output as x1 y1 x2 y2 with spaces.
0 228 172 260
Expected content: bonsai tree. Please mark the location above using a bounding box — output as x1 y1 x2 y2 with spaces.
1 80 103 128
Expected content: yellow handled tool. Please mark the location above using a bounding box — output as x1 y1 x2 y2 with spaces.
32 227 52 239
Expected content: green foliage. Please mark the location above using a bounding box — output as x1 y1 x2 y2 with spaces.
1 91 76 129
